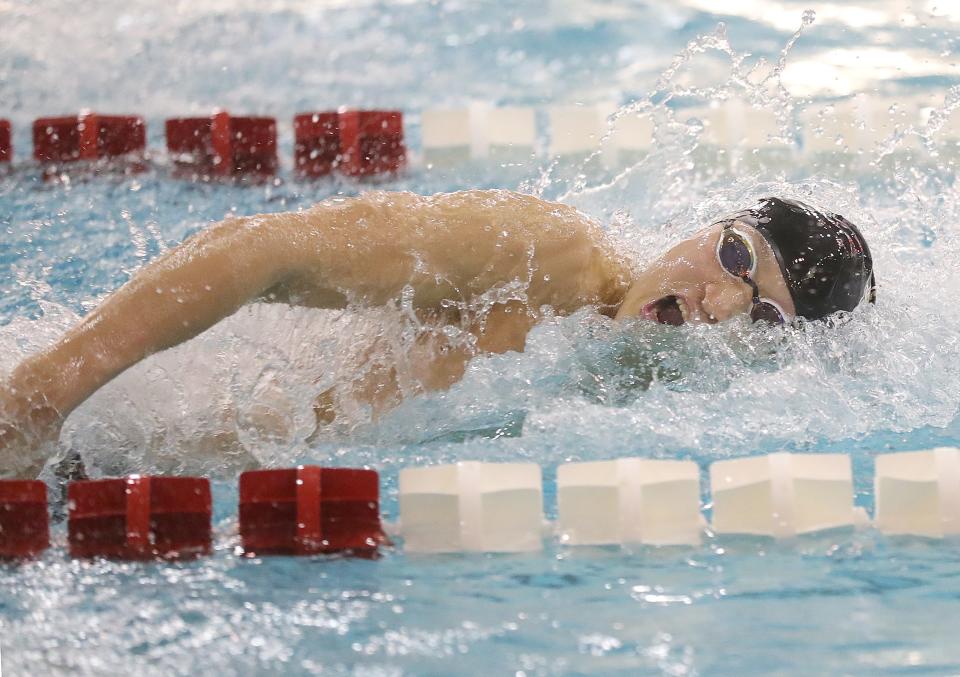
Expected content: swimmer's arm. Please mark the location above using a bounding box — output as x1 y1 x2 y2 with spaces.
8 191 517 421
8 212 307 420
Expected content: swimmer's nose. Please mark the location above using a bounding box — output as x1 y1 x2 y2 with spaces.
702 281 752 323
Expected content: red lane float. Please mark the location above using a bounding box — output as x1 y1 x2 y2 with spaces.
166 111 277 179
294 109 405 177
68 476 211 560
0 119 11 163
33 113 145 165
293 112 340 177
0 480 49 558
339 110 406 176
239 466 383 556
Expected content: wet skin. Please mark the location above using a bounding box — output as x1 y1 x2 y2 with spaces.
0 190 794 478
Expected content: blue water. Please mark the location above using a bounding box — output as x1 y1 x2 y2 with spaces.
4 1 960 674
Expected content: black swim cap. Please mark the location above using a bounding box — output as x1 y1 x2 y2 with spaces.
726 197 876 321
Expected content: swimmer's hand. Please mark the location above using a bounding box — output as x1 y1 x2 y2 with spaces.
0 376 63 479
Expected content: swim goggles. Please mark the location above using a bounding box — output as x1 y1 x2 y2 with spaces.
715 222 791 325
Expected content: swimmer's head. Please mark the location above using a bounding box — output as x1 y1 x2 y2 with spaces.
615 197 876 326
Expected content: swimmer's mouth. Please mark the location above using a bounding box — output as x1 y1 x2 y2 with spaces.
643 295 685 326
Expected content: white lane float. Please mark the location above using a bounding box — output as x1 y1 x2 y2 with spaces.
421 108 473 165
685 98 794 171
557 458 702 546
547 103 617 158
710 452 864 538
608 111 654 164
874 447 960 538
421 105 537 165
399 461 544 553
482 105 537 160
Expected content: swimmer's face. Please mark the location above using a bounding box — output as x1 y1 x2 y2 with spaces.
615 220 796 325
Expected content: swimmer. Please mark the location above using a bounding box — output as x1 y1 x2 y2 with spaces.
0 191 874 478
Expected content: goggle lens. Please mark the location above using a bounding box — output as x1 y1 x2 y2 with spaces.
750 301 785 325
718 232 753 277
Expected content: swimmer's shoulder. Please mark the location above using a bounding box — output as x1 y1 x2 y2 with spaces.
288 187 623 272
428 189 594 227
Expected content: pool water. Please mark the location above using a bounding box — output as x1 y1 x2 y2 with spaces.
4 0 960 674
